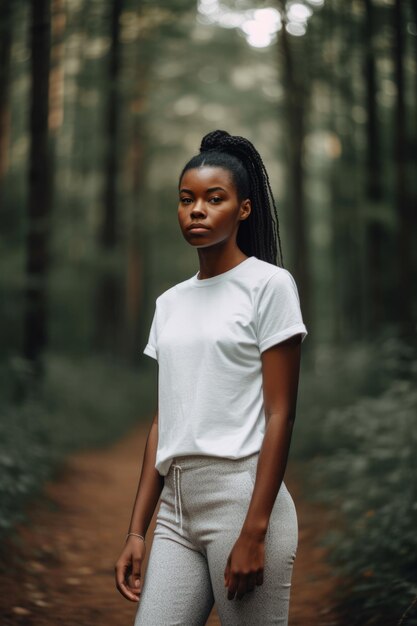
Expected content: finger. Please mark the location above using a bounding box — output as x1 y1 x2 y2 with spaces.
118 580 140 602
227 573 238 601
246 573 257 594
235 575 249 600
132 557 143 590
127 573 142 592
255 568 264 586
115 564 140 602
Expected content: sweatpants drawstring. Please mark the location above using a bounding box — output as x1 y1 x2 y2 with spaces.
172 462 184 534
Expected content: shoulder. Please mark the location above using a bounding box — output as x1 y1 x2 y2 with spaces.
245 259 300 310
249 258 300 300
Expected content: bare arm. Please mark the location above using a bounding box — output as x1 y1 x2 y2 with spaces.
240 333 302 536
128 410 164 536
115 410 164 602
224 333 303 600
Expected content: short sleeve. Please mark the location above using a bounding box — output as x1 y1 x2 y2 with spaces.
143 303 158 361
255 270 308 353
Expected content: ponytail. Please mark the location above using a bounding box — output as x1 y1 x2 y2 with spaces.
178 129 284 267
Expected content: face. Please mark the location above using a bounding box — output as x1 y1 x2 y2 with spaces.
178 166 251 249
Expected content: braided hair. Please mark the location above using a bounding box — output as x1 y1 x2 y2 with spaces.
178 129 284 267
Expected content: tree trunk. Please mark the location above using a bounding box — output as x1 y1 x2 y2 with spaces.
125 112 145 361
393 0 412 339
0 0 12 204
94 0 123 354
326 2 363 343
276 7 311 342
363 0 384 334
23 0 52 377
49 0 65 135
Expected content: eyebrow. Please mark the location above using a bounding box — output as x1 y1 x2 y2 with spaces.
179 186 227 194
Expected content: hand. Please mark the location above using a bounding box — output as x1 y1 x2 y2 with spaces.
224 530 265 600
115 536 146 602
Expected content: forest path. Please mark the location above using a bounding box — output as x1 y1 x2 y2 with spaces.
0 421 343 626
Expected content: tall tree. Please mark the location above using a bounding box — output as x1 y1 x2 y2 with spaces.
124 44 150 361
23 0 52 376
363 0 384 333
0 0 13 208
49 0 65 136
276 3 311 339
125 116 147 361
393 0 412 338
94 0 124 353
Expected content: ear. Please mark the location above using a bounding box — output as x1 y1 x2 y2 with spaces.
239 198 251 221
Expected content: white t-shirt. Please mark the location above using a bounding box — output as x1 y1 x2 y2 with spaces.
143 255 308 477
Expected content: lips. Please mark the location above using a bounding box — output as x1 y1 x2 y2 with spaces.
187 223 210 231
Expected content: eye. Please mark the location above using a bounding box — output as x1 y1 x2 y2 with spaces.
180 197 193 205
209 196 222 204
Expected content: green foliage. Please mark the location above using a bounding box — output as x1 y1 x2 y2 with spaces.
0 353 156 536
294 337 417 624
0 0 416 621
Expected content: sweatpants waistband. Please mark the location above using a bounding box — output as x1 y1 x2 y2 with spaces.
170 450 260 472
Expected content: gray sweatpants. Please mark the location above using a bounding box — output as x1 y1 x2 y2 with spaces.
134 451 298 626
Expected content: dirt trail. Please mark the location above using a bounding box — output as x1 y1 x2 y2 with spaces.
0 421 343 626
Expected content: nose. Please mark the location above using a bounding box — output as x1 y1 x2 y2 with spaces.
190 199 206 218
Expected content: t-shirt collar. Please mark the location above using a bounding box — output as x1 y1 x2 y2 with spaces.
189 256 256 287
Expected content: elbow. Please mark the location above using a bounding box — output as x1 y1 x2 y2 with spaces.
265 409 297 429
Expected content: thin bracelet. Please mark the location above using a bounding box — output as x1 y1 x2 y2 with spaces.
126 532 146 546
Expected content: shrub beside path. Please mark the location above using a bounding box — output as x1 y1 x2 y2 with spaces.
0 421 344 625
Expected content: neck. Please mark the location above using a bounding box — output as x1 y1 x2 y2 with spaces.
196 243 248 280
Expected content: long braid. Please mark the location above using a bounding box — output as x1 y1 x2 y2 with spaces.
178 130 284 267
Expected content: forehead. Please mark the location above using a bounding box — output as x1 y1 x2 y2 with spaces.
180 166 234 189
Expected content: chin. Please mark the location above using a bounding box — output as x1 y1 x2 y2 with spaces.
187 242 212 248
183 235 213 247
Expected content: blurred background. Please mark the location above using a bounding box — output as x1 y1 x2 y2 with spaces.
0 0 416 624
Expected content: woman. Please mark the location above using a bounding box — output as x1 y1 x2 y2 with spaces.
115 129 308 625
